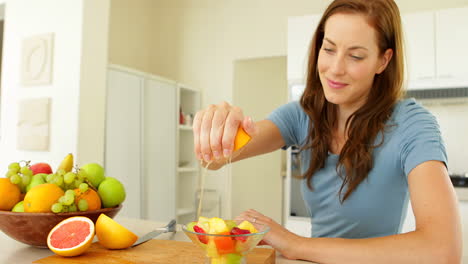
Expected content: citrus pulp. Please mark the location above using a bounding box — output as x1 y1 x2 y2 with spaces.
47 216 95 257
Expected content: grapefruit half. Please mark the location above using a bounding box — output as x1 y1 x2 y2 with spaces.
47 216 95 257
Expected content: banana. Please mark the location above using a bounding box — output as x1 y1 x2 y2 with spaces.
57 153 73 173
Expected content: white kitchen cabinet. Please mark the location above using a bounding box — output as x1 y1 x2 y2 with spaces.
402 6 468 90
287 15 321 83
436 7 468 85
106 64 191 223
402 12 436 88
176 84 201 224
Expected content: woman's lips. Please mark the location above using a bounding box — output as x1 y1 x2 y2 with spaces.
327 79 348 89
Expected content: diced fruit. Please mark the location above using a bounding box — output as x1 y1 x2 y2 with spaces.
186 221 197 232
237 220 257 233
225 220 237 231
47 216 94 257
213 232 236 254
96 213 137 249
197 216 210 232
210 253 243 264
209 217 229 234
225 253 243 264
0 178 21 211
230 227 250 242
193 225 209 244
98 177 126 208
206 238 220 258
30 163 53 175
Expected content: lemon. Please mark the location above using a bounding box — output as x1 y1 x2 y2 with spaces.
95 213 137 249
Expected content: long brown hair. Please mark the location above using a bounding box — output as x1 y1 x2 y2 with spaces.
299 0 405 202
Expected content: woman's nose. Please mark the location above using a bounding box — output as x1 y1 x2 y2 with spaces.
330 55 346 76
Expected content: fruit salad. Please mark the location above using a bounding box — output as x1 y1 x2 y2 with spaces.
184 217 267 264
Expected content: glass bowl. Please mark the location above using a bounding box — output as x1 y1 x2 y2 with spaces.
182 221 270 264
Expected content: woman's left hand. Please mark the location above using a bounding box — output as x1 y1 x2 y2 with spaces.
235 209 302 259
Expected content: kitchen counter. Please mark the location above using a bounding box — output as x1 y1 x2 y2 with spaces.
0 216 310 264
1 216 466 263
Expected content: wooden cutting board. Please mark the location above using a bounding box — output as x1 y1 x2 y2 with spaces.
33 239 276 264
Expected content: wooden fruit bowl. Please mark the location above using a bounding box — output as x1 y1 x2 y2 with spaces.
0 204 122 248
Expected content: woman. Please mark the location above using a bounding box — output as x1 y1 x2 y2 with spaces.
193 0 462 263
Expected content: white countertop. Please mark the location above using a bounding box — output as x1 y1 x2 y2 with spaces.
0 216 310 264
1 216 466 264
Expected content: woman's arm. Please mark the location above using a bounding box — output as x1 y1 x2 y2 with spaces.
292 161 461 263
241 160 462 264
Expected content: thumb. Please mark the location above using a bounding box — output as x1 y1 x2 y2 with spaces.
242 116 257 137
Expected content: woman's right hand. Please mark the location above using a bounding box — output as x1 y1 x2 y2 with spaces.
193 101 256 163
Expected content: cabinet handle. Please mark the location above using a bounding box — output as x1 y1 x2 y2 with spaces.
438 74 453 79
417 76 433 80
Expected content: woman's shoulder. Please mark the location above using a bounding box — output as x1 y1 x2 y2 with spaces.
392 98 437 124
390 98 441 138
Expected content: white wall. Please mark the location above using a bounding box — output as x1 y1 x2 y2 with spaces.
0 0 109 170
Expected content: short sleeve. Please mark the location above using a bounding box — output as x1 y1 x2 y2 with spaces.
266 101 309 148
397 99 448 176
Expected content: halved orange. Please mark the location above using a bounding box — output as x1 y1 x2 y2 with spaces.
95 213 137 249
47 216 95 257
233 126 251 151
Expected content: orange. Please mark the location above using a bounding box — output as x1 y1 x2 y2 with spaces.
23 184 64 213
47 216 95 257
233 127 251 151
0 178 21 211
95 213 137 249
74 188 101 211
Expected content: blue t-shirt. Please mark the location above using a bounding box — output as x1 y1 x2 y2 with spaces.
267 98 447 238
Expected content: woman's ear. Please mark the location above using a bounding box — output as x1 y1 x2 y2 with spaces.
376 48 393 74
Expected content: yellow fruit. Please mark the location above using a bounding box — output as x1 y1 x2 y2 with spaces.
96 213 137 249
74 188 101 211
23 184 64 213
237 220 258 233
47 216 95 257
0 178 21 211
233 127 251 151
57 153 73 173
197 216 210 232
209 217 229 234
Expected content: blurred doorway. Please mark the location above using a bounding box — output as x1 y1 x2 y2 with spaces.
231 56 287 224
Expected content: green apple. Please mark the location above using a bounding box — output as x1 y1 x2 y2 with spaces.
26 173 47 192
98 177 126 208
80 163 105 188
12 201 24 212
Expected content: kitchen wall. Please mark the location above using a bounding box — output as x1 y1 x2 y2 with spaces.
109 0 468 219
0 0 109 170
421 100 468 174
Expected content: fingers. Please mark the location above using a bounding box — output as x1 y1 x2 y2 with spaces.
193 102 245 162
242 116 257 137
222 106 243 157
193 110 205 161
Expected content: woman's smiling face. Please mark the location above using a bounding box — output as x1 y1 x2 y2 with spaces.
318 13 392 111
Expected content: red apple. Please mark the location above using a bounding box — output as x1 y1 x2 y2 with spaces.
30 163 53 175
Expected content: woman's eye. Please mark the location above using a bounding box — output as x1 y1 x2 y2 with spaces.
323 47 334 53
350 55 363 60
